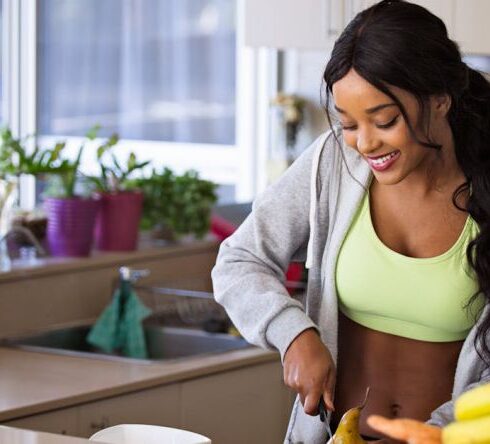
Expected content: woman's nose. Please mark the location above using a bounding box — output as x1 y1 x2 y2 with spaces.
357 130 382 155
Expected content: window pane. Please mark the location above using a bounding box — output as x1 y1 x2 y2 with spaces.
37 0 236 145
0 1 3 124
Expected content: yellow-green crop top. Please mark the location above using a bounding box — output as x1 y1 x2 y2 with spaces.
336 191 483 342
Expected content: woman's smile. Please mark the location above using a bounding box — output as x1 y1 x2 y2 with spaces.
366 150 401 171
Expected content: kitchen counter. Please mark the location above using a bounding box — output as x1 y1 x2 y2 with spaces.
0 345 277 421
0 425 102 443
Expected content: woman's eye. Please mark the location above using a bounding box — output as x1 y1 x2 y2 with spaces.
341 124 357 131
341 115 399 131
376 115 399 129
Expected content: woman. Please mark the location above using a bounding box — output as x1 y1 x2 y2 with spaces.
212 1 490 442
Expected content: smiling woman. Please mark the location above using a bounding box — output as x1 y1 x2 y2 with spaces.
212 0 490 443
331 68 457 187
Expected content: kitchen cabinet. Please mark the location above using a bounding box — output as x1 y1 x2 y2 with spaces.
1 360 294 442
77 384 181 438
246 0 490 55
181 361 295 444
244 0 366 50
454 0 490 54
361 0 490 54
4 406 78 436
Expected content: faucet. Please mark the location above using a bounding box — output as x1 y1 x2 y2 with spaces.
0 226 48 259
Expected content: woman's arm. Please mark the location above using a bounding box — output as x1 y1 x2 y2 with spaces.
211 132 331 361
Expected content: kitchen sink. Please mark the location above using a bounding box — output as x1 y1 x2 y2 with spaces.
2 324 251 364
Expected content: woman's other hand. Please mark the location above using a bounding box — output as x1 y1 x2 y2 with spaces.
367 415 442 444
283 328 336 415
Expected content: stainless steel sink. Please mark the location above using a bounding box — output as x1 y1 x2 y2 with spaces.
3 324 251 364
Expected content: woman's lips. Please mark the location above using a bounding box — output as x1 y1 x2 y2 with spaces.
366 150 401 172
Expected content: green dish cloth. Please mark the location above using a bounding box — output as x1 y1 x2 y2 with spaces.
87 281 152 359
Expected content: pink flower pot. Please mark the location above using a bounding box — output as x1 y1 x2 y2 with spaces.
45 197 100 257
94 191 143 251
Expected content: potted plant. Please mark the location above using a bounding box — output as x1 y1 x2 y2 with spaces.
43 127 101 257
133 167 218 242
0 127 69 264
87 130 150 251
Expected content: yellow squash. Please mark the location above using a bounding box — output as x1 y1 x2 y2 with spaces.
442 415 490 444
454 383 490 421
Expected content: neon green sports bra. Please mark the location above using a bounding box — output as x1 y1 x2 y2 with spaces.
336 191 482 342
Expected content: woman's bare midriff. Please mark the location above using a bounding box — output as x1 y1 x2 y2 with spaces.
331 311 464 438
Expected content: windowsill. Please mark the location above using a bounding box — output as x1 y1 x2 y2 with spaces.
0 234 220 283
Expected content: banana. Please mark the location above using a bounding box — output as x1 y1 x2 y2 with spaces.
443 415 490 444
454 383 490 421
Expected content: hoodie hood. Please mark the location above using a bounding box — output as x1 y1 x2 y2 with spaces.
305 134 329 269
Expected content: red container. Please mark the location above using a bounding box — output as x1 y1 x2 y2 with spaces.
94 191 143 251
45 197 100 257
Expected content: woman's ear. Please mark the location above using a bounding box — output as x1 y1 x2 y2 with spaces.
431 94 452 117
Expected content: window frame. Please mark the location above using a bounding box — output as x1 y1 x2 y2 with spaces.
7 0 277 206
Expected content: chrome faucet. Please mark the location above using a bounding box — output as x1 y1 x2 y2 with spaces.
119 266 150 282
0 226 47 259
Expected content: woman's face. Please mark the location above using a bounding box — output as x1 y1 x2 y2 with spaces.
331 68 447 186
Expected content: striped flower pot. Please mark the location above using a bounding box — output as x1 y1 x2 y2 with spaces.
45 197 100 257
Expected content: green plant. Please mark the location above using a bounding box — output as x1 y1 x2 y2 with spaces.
87 128 150 193
0 127 69 178
43 125 100 198
133 167 218 239
133 167 174 231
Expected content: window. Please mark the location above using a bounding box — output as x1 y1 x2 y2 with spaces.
3 0 272 204
37 0 236 145
0 1 3 123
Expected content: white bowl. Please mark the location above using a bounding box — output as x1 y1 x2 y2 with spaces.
89 424 212 444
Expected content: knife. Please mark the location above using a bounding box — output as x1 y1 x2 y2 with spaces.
318 397 333 441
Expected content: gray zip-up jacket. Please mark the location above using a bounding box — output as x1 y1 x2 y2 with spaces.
211 129 490 443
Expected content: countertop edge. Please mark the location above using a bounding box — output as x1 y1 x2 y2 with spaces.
0 238 219 283
0 347 279 422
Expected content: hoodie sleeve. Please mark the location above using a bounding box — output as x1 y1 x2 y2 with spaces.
211 133 329 361
427 365 490 427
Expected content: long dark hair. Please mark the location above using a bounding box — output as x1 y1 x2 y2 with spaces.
323 0 490 363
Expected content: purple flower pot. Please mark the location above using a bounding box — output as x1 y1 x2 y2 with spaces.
94 191 143 251
45 197 100 257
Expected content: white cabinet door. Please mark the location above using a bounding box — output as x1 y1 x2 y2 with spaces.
244 0 345 50
454 0 490 54
361 0 456 38
77 384 181 438
3 407 79 436
412 0 456 36
181 360 293 444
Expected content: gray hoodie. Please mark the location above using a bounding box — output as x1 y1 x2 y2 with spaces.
211 129 490 443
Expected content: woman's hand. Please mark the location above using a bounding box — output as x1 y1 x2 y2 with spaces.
283 328 336 415
366 415 442 444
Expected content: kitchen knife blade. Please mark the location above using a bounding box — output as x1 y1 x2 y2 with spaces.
318 398 333 441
